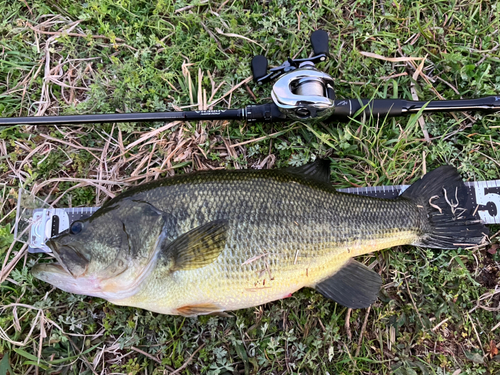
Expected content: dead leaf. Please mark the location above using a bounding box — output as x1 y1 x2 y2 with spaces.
487 244 499 255
464 350 484 364
490 340 498 357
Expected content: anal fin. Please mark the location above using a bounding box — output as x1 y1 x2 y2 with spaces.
314 259 382 309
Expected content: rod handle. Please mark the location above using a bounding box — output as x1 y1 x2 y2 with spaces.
332 99 405 119
408 96 500 112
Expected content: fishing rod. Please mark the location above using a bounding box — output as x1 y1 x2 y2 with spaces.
1 30 499 126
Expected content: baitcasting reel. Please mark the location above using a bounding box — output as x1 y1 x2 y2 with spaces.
251 30 336 121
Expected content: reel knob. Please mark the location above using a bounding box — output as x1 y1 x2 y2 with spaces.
251 55 268 84
310 30 329 56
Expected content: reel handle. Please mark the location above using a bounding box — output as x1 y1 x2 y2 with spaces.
251 30 329 84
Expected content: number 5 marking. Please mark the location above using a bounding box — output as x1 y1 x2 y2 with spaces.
475 181 500 223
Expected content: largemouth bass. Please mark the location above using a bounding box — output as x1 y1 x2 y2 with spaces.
32 160 488 316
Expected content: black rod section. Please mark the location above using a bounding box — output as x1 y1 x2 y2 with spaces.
0 109 245 126
404 96 500 113
0 103 288 126
331 96 500 120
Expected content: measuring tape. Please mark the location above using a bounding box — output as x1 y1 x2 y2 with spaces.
26 180 500 253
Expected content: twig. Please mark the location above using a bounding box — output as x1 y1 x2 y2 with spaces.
199 22 226 56
404 275 425 329
230 127 298 148
245 84 258 101
169 343 206 375
359 51 424 62
410 56 430 143
130 346 161 364
66 336 98 375
0 304 42 346
491 320 500 332
215 28 264 49
378 72 408 80
432 317 450 331
174 0 208 13
125 122 181 150
32 177 128 197
345 308 352 340
354 306 371 358
466 312 484 354
39 133 102 154
207 76 253 108
0 243 28 283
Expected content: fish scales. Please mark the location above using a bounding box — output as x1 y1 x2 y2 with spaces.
32 162 488 315
103 169 420 313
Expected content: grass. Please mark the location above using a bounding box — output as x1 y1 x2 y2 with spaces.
1 0 500 374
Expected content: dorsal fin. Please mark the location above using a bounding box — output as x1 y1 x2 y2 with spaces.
285 159 331 183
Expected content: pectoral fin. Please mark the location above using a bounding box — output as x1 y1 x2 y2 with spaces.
162 219 228 271
314 259 382 309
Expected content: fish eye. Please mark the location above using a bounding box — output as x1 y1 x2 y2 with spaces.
70 221 83 235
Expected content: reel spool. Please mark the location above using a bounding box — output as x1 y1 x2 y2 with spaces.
271 62 335 120
251 30 336 121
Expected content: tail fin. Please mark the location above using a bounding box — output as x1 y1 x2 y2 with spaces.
401 166 489 249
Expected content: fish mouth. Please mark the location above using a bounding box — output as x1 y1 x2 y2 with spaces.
32 263 70 277
31 262 75 290
31 262 102 296
32 240 98 296
45 238 89 278
31 238 74 283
